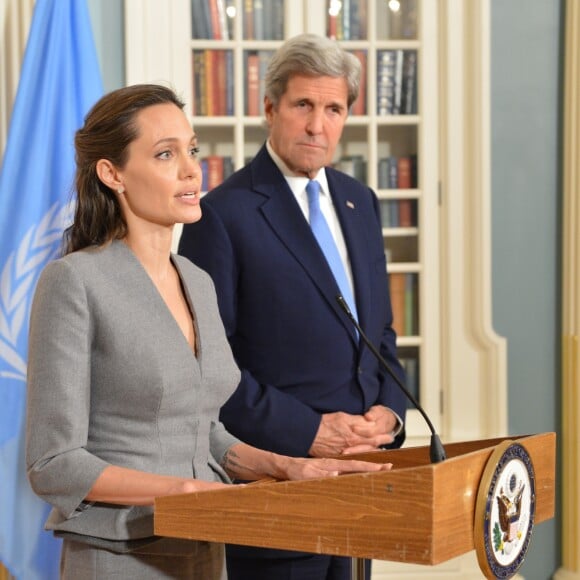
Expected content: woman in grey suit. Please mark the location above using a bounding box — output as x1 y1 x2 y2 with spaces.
25 84 390 579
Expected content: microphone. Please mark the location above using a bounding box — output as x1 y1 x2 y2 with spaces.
336 294 446 463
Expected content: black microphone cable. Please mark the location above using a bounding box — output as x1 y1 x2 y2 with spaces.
336 294 446 463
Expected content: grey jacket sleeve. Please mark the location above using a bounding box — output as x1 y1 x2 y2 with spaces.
26 259 109 519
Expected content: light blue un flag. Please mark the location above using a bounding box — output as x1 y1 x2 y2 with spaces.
0 0 103 577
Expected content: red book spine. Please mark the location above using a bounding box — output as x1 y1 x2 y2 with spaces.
246 53 260 116
397 156 412 189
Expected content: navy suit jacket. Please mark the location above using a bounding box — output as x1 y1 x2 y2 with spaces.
179 145 406 458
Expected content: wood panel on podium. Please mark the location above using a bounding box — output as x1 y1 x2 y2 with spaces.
154 433 555 566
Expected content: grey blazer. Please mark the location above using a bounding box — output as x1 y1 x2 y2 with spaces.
26 240 240 548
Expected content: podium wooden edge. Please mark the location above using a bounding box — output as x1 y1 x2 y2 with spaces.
154 432 556 567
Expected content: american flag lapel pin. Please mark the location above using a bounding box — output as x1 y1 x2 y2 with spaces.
346 200 355 209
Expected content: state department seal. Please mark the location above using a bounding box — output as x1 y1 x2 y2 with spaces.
474 440 536 579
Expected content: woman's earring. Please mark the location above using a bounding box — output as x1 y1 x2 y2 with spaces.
117 186 125 194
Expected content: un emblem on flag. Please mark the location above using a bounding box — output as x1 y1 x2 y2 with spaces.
0 201 73 383
474 441 536 579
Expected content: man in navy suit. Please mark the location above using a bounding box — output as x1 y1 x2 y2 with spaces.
179 33 407 580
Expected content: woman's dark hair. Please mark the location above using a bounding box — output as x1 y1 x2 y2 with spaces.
65 84 185 254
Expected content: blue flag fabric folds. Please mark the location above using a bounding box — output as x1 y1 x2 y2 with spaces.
0 0 102 577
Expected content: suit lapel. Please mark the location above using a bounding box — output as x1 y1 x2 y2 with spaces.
250 148 358 342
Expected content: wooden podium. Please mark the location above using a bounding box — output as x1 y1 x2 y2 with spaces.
154 433 555 578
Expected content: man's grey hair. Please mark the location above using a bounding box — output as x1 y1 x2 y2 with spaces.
264 33 361 108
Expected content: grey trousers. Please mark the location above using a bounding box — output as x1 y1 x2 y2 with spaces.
60 537 227 579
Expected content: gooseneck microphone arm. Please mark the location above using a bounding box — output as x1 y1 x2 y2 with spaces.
336 295 446 463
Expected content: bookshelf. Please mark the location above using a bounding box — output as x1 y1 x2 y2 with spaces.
125 0 441 439
125 0 507 576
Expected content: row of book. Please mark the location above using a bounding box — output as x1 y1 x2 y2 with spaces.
191 0 417 42
389 272 418 337
328 0 368 41
381 0 418 40
332 154 418 190
191 47 417 117
378 155 418 189
329 0 417 41
192 50 234 116
377 49 417 115
243 0 284 40
191 0 234 40
197 152 418 195
200 155 235 192
192 0 285 40
380 199 417 228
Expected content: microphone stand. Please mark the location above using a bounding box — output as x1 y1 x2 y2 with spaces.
336 295 446 463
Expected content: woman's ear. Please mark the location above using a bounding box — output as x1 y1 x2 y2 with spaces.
96 159 124 194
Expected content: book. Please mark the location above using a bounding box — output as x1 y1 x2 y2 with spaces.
257 50 272 116
351 50 367 116
388 2 403 39
402 50 418 114
328 8 338 39
349 0 360 40
388 199 399 227
191 0 212 39
225 50 234 115
270 1 284 39
200 158 208 192
204 50 214 116
398 199 413 227
216 0 229 40
243 0 253 39
397 156 412 189
192 50 207 116
246 51 260 116
191 52 199 116
208 0 222 40
389 272 407 336
388 156 399 188
212 51 225 115
379 200 391 228
392 49 405 115
405 273 417 335
253 0 264 40
411 154 418 187
225 0 235 38
357 0 368 40
401 0 418 39
342 0 351 40
205 155 224 191
389 0 418 40
377 50 396 115
378 157 390 189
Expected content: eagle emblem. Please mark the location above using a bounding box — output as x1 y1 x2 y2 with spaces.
475 441 536 579
495 477 525 547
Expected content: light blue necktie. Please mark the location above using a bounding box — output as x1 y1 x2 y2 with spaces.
306 180 358 322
